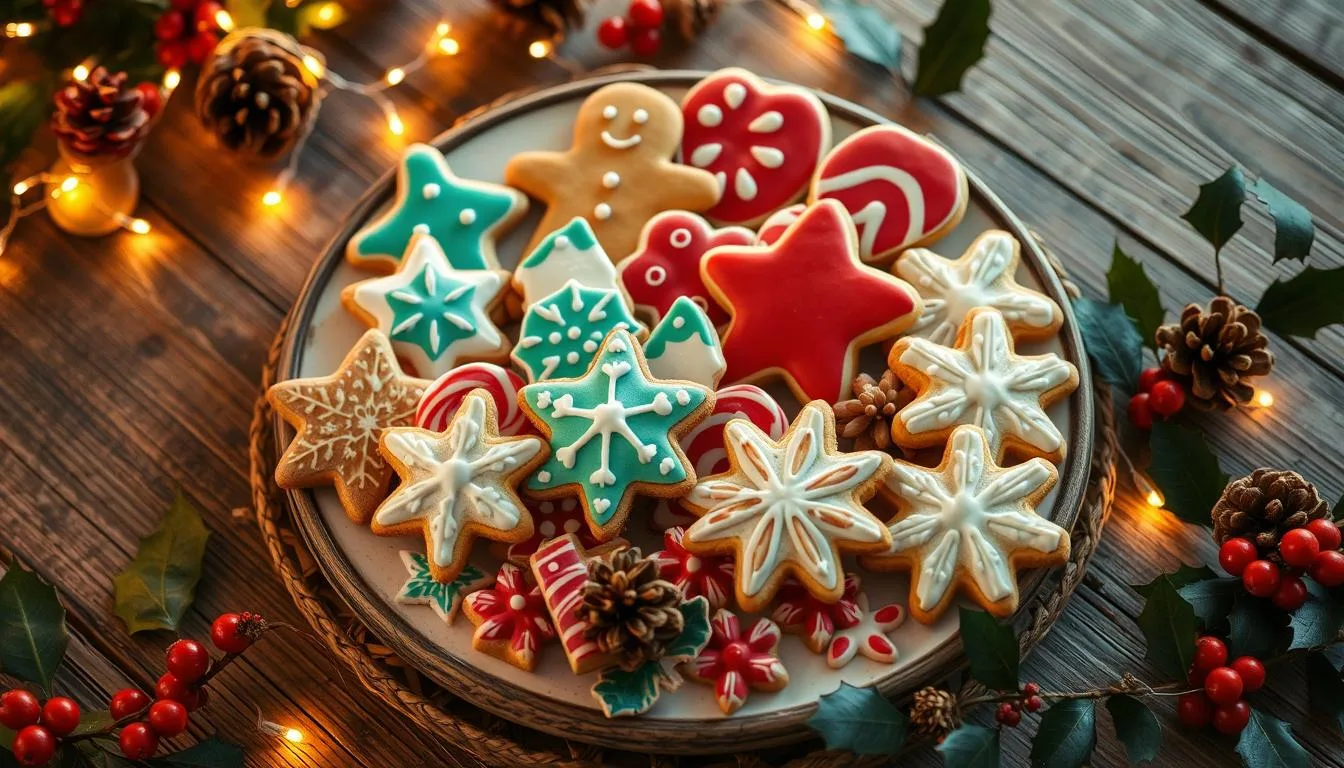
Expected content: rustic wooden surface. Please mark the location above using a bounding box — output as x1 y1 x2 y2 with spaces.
0 0 1341 765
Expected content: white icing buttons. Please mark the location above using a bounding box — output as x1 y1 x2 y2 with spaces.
594 203 612 220
633 108 649 124
422 183 441 199
697 104 723 127
458 208 477 225
413 223 431 235
602 105 618 120
602 171 621 189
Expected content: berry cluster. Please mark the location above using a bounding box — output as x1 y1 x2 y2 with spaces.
597 0 666 57
1127 367 1184 430
41 0 82 28
1177 635 1264 735
154 0 227 70
1219 518 1344 608
992 682 1044 728
1 693 80 766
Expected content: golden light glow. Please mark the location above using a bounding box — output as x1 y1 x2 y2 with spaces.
302 55 325 78
283 728 303 744
5 22 36 38
163 69 181 91
385 67 405 86
435 21 450 36
1146 489 1165 508
72 63 91 82
387 112 405 136
262 190 282 207
128 218 151 235
60 177 79 193
438 37 460 55
12 181 30 196
528 40 551 58
214 9 235 31
1255 390 1274 408
806 12 826 30
316 3 337 23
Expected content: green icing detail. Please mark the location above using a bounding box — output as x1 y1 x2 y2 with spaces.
665 596 712 659
643 296 717 359
385 264 480 363
396 551 488 620
590 596 712 718
513 281 643 381
520 217 601 268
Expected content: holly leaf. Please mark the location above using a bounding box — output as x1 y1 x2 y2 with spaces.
0 563 69 694
1135 565 1217 597
146 738 245 767
958 607 1019 690
113 493 210 635
1135 575 1197 679
1250 178 1314 263
0 79 52 171
1288 582 1344 650
1105 695 1161 765
1029 700 1096 768
591 662 669 718
1256 266 1344 340
937 723 999 768
1071 297 1144 394
806 682 907 755
1182 166 1245 253
1106 243 1164 350
1147 421 1228 527
1176 577 1239 631
819 0 902 72
1306 652 1344 732
70 711 114 738
664 596 712 659
1228 593 1285 659
911 0 991 97
1235 708 1308 768
74 742 136 768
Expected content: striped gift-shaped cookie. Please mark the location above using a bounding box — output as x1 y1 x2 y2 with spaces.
530 534 616 674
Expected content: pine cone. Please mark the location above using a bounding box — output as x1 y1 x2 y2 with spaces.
195 30 319 160
909 687 960 738
664 0 724 40
1155 297 1274 410
832 371 910 452
51 68 150 160
489 0 590 42
1211 469 1329 561
579 546 684 670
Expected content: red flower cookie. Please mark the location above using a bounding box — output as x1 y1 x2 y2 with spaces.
701 200 923 403
825 594 905 669
681 68 830 226
655 526 735 610
811 124 968 264
684 610 789 714
617 210 753 326
770 573 862 653
463 563 556 672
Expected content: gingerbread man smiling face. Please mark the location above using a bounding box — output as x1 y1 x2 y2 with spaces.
505 82 721 261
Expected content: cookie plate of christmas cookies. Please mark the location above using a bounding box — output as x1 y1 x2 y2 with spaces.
269 69 1094 753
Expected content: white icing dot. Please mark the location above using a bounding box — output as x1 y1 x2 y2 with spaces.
672 316 685 329
547 561 558 573
540 501 555 514
602 105 618 120
734 168 759 201
561 497 577 511
675 390 691 405
548 331 562 344
659 457 675 475
590 331 603 340
422 183 441 199
567 327 581 339
537 470 552 482
509 594 527 610
685 555 701 573
749 145 785 168
563 519 580 533
458 209 476 225
748 111 784 133
594 203 612 220
689 143 722 168
540 520 556 536
602 171 621 189
536 391 552 408
697 104 723 127
413 224 431 235
555 235 570 249
723 82 747 109
566 351 579 364
582 340 598 353
633 108 649 124
645 265 667 286
669 228 693 248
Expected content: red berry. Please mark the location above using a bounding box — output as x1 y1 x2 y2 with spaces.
40 697 80 736
1148 380 1186 418
1311 550 1344 587
1127 393 1153 430
629 25 661 56
1137 367 1166 393
12 725 56 766
1192 636 1228 676
626 0 664 28
994 702 1020 727
147 700 189 737
1203 667 1244 707
1242 559 1281 597
154 9 185 40
157 40 188 70
0 690 42 730
596 16 629 48
119 722 160 760
1230 657 1266 693
136 82 162 118
1306 519 1342 552
1279 528 1322 568
186 31 219 65
166 639 211 684
1176 692 1213 729
1023 695 1043 712
1218 537 1258 577
155 674 201 711
109 689 150 720
1272 575 1308 611
211 613 252 654
50 4 80 26
1213 700 1251 735
1022 682 1040 696
193 1 223 32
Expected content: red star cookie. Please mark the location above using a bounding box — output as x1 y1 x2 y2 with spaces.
700 200 922 403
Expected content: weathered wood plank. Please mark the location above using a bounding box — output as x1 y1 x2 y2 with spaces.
1203 0 1344 83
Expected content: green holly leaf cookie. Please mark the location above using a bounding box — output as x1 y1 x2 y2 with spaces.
395 551 492 624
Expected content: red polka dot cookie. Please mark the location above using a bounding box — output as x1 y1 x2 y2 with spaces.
617 210 753 326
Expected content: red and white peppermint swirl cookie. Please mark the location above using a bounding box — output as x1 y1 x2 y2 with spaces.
417 362 530 436
681 68 830 226
811 124 968 264
617 210 753 326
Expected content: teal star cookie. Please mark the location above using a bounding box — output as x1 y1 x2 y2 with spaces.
512 280 645 382
347 143 528 272
519 329 713 540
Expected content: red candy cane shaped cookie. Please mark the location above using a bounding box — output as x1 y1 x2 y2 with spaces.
811 124 968 264
681 68 830 226
416 363 530 436
617 210 753 326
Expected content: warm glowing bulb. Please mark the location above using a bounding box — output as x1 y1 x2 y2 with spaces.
435 22 450 36
1145 489 1165 508
806 12 825 30
262 190 282 207
528 40 551 58
1255 390 1273 408
128 218 151 235
60 177 79 193
12 180 30 196
215 9 235 31
385 67 405 86
72 64 91 81
438 37 459 55
302 55 325 78
317 3 336 23
387 112 405 136
6 22 36 38
163 69 181 91
283 728 303 743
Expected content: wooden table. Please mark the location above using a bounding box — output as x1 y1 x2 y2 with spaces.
2 0 1341 764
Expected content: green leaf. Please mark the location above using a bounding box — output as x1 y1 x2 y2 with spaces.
1105 243 1164 350
1136 564 1216 597
1176 577 1239 630
1181 166 1246 253
958 607 1019 690
1147 421 1228 527
1029 700 1096 768
806 682 907 756
0 80 52 171
1070 297 1144 394
1288 582 1344 650
113 493 210 635
591 662 668 718
1235 709 1308 768
819 0 902 71
147 738 245 767
1250 178 1314 263
665 596 711 659
1228 593 1284 659
70 711 114 738
937 723 999 768
0 563 69 693
1306 652 1344 732
1105 695 1161 764
1256 265 1344 340
911 0 991 97
1135 575 1197 679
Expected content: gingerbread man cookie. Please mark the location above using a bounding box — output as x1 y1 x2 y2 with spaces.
617 210 753 326
505 82 721 260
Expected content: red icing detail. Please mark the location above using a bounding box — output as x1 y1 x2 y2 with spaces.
508 495 605 564
417 363 533 436
530 535 607 672
464 563 555 667
617 210 753 326
681 68 830 224
655 526 735 610
702 200 922 402
873 604 904 624
770 573 862 653
754 203 805 246
685 609 788 714
867 635 894 656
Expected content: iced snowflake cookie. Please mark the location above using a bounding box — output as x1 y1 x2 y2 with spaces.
462 563 556 671
617 210 753 326
512 280 644 382
505 82 720 259
371 391 547 582
519 329 713 541
268 329 429 524
643 297 727 388
894 230 1063 346
512 217 625 312
701 199 923 403
861 425 1069 624
681 400 892 612
347 143 527 272
811 124 968 264
417 362 530 436
684 610 788 715
889 307 1079 463
680 68 830 225
343 235 511 379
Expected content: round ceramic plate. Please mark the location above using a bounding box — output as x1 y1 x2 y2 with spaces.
275 70 1094 754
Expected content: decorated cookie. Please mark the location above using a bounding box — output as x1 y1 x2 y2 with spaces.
754 203 804 246
504 495 615 565
268 330 429 524
654 526 735 611
643 297 726 388
684 610 788 715
617 210 753 326
348 143 527 272
590 594 712 718
889 308 1079 463
343 235 511 379
462 563 556 671
861 425 1069 624
394 551 493 624
701 200 923 403
519 329 713 541
505 82 720 260
680 68 830 225
513 217 625 311
895 230 1064 346
530 534 619 673
770 574 862 654
417 362 530 436
825 594 904 669
811 124 968 264
681 401 892 612
512 280 644 382
371 391 546 582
